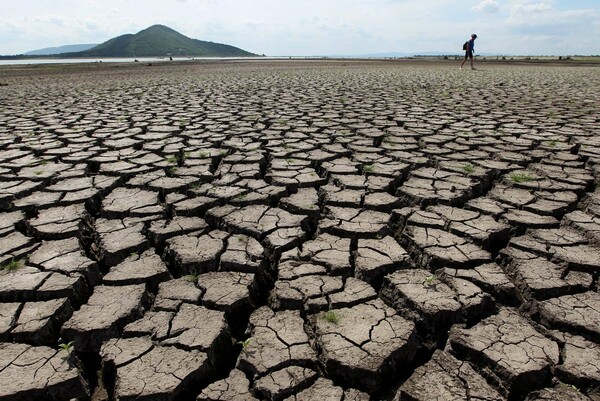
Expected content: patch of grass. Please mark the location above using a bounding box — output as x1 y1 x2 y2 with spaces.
1 259 24 272
197 151 208 158
33 170 43 175
39 160 48 166
184 274 198 283
462 164 476 174
97 369 105 390
321 310 341 324
363 164 374 173
510 172 535 183
558 380 580 393
58 341 75 353
167 166 178 174
545 140 558 147
165 155 178 164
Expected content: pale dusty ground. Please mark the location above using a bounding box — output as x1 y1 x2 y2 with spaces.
1 60 600 401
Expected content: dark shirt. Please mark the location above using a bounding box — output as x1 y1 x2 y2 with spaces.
468 39 475 52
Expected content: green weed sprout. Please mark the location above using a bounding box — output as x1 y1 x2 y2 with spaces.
321 310 341 324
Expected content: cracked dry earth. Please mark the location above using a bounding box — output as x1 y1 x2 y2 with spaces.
0 59 599 401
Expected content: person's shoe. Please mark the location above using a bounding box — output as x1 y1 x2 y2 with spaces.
471 67 476 70
460 66 463 69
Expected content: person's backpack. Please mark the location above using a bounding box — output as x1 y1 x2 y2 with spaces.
462 41 468 51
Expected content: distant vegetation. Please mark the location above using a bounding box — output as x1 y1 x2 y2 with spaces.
67 25 256 57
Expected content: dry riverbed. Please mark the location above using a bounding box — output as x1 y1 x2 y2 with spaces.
1 59 599 401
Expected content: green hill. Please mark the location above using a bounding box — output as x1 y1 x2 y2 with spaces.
68 25 257 57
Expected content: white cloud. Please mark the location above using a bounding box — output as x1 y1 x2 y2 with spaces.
0 0 598 56
512 2 552 13
473 0 500 13
507 2 598 27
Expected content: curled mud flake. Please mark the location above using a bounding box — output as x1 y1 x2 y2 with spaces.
396 350 504 401
449 308 559 398
309 299 417 393
0 342 88 400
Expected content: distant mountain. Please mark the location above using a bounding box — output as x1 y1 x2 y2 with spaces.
66 25 256 57
25 44 98 56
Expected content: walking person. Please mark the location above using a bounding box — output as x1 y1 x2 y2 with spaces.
460 34 478 70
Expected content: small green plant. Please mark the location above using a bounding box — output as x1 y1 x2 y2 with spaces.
1 259 24 272
184 274 198 283
462 164 475 174
237 338 253 349
58 341 75 353
33 170 43 175
237 235 246 242
39 160 48 166
165 155 178 164
167 166 178 174
97 369 105 390
423 275 439 289
363 164 374 173
510 172 535 183
197 151 208 158
321 310 341 324
558 380 580 393
546 140 557 147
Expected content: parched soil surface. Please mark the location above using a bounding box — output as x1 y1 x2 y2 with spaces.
1 59 600 401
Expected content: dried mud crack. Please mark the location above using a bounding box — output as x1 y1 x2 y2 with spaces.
0 59 599 401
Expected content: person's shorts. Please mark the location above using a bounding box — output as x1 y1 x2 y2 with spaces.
465 51 473 59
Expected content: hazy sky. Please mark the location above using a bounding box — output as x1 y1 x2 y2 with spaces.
1 0 599 56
